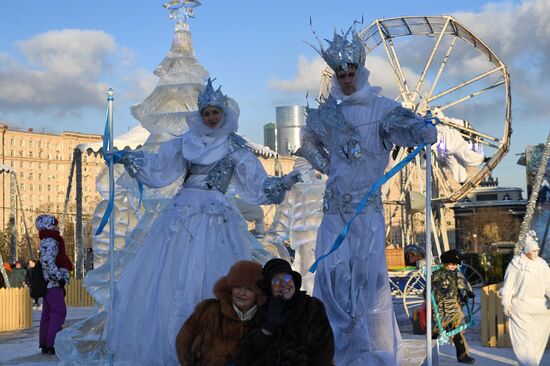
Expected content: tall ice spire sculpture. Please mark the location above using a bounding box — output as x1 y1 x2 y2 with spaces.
131 0 208 136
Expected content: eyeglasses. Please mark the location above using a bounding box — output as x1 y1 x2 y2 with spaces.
271 274 293 287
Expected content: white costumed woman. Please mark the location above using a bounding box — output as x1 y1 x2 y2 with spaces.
106 78 300 365
301 26 437 365
501 231 550 366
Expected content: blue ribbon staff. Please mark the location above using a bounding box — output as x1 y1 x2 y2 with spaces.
93 89 116 365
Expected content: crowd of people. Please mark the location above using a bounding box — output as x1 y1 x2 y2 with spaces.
1 258 45 308
1 21 549 366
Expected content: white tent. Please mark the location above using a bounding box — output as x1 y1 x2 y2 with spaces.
75 125 150 154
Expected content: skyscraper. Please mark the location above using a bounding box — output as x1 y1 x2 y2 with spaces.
275 105 305 156
263 122 276 152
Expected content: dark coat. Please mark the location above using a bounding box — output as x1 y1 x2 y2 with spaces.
239 291 334 366
432 267 474 321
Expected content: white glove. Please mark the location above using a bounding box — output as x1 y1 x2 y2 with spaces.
282 170 302 189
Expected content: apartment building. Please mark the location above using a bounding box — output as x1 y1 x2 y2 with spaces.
0 124 104 239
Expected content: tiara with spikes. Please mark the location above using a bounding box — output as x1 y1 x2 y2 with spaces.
198 77 227 112
310 23 366 73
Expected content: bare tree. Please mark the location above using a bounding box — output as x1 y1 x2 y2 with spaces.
458 207 521 252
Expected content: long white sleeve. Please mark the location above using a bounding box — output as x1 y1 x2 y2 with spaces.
133 138 187 188
501 259 519 307
230 149 270 205
542 259 550 301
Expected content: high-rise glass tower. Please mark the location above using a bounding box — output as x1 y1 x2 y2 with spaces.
275 105 305 155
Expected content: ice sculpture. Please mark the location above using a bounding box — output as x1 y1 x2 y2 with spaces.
264 157 327 294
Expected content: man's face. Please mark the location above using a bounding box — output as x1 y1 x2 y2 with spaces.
336 64 357 95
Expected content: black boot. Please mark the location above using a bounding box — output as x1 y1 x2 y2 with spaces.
454 333 474 363
40 345 47 354
45 346 56 355
458 354 475 364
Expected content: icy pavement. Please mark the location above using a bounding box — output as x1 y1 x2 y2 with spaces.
394 288 550 366
0 307 97 366
1 300 549 365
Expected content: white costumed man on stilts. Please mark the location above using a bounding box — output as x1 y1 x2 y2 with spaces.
300 24 437 365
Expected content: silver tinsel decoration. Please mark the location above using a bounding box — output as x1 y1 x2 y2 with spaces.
9 172 16 263
0 166 14 287
13 173 33 260
515 131 550 254
75 148 84 279
60 149 85 278
60 151 77 234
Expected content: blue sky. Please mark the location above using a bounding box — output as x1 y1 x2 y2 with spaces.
0 0 548 192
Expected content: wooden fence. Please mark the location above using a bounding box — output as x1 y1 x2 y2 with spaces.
481 283 512 347
385 247 405 268
66 278 95 307
0 287 33 332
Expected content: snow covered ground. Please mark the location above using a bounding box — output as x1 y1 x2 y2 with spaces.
0 307 96 366
395 288 550 366
0 301 549 365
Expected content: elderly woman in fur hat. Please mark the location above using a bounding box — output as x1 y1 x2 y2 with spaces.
175 260 265 366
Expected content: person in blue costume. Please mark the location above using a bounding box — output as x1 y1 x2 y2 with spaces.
301 25 437 365
106 78 301 365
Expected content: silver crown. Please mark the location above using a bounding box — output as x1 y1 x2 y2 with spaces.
311 26 365 73
198 78 227 112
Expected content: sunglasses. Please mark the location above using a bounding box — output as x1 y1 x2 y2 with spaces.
271 274 293 287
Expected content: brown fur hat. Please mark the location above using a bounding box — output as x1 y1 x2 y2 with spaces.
213 260 266 305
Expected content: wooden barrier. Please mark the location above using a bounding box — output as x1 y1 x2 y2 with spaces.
385 247 405 268
0 287 33 332
481 283 512 347
66 278 95 307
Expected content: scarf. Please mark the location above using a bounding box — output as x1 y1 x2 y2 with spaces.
39 229 74 272
232 303 258 321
